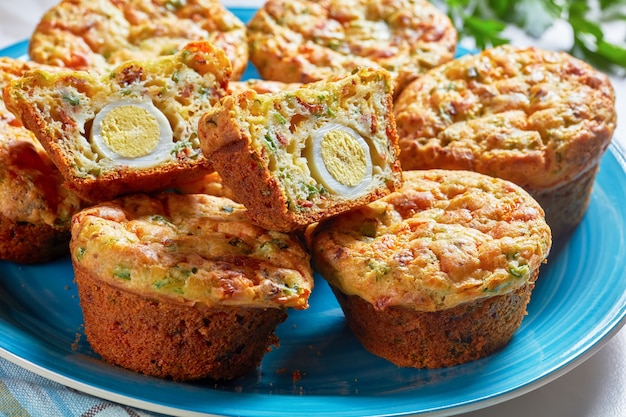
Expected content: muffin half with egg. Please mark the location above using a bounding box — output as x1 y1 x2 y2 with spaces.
198 67 403 232
3 41 231 203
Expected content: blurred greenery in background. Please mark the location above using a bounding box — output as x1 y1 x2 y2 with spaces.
436 0 626 76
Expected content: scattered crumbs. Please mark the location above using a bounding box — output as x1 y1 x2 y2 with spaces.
64 285 71 291
291 324 297 329
307 345 314 350
275 367 287 375
234 386 243 393
71 332 82 351
292 369 303 383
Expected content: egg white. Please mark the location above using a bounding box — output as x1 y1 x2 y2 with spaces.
91 100 175 168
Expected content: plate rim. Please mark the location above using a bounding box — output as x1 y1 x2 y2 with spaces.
1 9 625 415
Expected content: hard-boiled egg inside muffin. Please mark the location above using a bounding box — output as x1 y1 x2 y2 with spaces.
91 101 174 168
306 123 373 197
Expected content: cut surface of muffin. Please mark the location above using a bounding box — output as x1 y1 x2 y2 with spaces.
4 41 231 203
198 67 403 232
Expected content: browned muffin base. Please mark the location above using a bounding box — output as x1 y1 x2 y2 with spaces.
532 164 598 239
0 214 69 263
332 283 533 368
75 265 288 381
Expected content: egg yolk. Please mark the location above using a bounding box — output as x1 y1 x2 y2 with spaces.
91 100 175 168
98 105 161 158
320 129 367 187
306 123 373 197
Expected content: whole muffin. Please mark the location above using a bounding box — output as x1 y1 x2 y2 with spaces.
394 45 616 238
198 67 403 232
5 41 231 203
0 57 84 263
310 169 552 368
247 0 457 96
70 192 313 381
29 0 249 78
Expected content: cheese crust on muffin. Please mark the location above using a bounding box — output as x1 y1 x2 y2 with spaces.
198 67 403 232
29 0 249 79
394 45 616 237
247 0 457 96
4 41 231 203
71 193 313 309
311 169 551 311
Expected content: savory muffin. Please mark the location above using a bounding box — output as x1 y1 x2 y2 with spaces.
394 45 616 238
0 57 84 263
4 41 231 203
70 192 313 381
198 67 403 232
28 0 249 79
310 169 552 368
247 0 457 96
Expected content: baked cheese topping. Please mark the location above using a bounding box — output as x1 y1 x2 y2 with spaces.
310 169 552 312
70 193 314 309
91 101 174 167
247 0 457 94
28 0 249 78
394 45 616 188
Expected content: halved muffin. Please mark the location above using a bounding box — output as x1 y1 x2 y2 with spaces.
198 67 403 232
4 41 231 203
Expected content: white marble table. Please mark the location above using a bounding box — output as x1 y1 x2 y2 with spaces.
0 1 624 416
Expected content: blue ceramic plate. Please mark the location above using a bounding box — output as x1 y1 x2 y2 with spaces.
1 8 625 417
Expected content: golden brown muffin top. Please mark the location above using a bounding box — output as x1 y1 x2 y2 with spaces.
70 193 314 309
29 0 249 79
394 45 616 190
247 0 457 95
0 57 84 228
310 169 552 311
